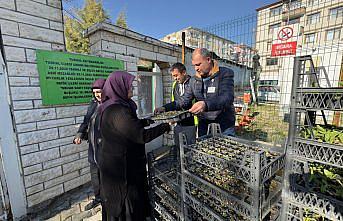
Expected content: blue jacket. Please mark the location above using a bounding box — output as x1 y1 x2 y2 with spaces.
165 66 235 136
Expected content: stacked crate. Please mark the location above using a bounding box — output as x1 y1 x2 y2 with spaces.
179 124 285 221
281 56 343 220
148 146 182 221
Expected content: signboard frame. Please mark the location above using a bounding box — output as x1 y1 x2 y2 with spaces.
36 50 124 105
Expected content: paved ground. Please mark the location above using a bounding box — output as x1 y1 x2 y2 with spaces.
25 184 102 221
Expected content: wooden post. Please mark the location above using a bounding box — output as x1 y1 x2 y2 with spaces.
182 32 185 64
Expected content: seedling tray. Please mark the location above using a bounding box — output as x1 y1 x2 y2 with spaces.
151 111 193 123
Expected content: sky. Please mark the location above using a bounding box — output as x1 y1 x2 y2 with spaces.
64 0 277 39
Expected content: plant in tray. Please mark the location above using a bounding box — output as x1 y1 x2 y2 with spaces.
300 125 343 145
303 209 328 221
151 111 189 121
192 137 278 166
187 162 249 197
160 182 178 200
187 184 248 221
155 194 178 218
296 162 343 201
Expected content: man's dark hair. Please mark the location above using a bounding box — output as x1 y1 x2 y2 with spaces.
170 62 186 73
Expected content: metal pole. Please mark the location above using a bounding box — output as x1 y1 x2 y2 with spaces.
182 32 185 64
280 56 302 221
332 54 343 126
179 133 187 221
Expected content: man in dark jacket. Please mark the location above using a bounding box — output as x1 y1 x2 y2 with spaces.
73 78 105 210
156 62 195 126
157 48 235 137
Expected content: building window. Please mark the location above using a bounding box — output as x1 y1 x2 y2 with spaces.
326 28 341 41
286 17 300 25
305 33 316 43
308 0 322 6
267 42 272 51
260 80 278 86
307 12 320 25
329 6 343 20
190 31 199 39
289 0 302 10
266 58 278 66
269 23 281 35
270 6 282 17
307 0 315 6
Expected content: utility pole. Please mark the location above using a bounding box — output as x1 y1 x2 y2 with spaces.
182 32 185 64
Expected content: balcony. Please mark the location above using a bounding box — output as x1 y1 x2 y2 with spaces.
282 6 306 21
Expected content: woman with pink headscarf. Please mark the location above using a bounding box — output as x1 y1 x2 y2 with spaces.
98 71 170 221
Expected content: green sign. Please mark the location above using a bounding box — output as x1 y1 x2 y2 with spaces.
36 50 124 105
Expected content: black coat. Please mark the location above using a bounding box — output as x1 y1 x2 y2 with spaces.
98 104 170 219
165 67 235 136
75 99 99 164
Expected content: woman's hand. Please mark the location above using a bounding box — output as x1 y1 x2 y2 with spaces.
73 137 82 144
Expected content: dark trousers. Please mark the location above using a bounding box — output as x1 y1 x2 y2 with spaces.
90 162 100 200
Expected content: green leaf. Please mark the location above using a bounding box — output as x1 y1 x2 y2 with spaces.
324 169 336 180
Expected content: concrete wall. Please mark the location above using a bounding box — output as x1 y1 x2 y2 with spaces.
0 0 91 217
85 22 181 146
0 3 181 217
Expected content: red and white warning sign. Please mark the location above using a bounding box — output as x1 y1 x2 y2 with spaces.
272 41 297 56
272 25 299 57
277 27 293 41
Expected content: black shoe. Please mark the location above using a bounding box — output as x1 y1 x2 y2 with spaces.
85 198 101 210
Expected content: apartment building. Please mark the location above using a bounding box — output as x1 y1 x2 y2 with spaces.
256 0 342 112
161 26 255 68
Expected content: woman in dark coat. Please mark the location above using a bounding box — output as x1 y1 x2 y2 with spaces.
73 78 106 210
98 71 170 221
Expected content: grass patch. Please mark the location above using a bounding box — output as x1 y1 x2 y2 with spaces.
236 103 289 145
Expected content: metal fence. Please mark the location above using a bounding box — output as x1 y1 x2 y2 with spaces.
181 0 342 146
184 1 343 220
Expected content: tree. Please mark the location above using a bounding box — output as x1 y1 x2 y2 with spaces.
65 0 109 53
115 10 128 29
